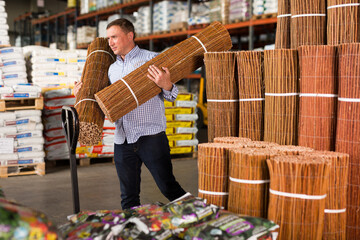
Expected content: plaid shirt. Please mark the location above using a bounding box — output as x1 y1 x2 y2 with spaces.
108 45 178 144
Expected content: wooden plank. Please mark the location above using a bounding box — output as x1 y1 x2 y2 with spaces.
0 97 44 111
0 162 45 178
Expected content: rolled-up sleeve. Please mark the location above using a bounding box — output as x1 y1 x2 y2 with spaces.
162 84 178 102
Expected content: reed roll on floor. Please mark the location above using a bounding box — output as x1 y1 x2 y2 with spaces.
298 45 337 151
197 143 238 209
95 21 232 122
75 38 116 146
263 49 299 145
275 0 291 49
205 52 238 142
335 43 360 239
237 51 264 141
228 148 279 218
290 0 326 48
213 137 251 145
301 151 349 240
267 155 331 240
327 0 360 45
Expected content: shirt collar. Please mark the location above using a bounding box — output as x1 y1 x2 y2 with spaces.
117 45 140 62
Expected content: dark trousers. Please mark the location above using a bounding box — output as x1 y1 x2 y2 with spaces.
114 131 186 209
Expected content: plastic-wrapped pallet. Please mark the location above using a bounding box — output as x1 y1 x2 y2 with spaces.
209 0 230 24
0 47 28 87
253 0 278 16
188 2 211 27
76 26 97 45
229 0 251 22
0 110 45 167
0 1 9 46
165 92 199 155
135 6 151 35
153 1 187 33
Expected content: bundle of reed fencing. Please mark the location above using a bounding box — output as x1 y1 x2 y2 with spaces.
271 144 314 155
264 50 299 145
74 37 116 146
327 0 360 45
335 43 360 239
275 0 291 49
94 22 232 122
228 148 279 218
298 45 337 151
301 151 349 240
204 52 238 142
237 51 264 141
290 0 326 48
267 155 331 240
197 143 239 209
213 137 251 145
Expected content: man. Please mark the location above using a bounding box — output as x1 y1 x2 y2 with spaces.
74 18 187 210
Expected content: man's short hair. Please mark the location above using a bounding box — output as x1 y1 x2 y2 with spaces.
107 18 136 39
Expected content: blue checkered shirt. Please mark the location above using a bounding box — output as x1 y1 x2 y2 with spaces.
108 45 178 144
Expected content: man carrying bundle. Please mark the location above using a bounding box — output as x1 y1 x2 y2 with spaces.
74 18 188 210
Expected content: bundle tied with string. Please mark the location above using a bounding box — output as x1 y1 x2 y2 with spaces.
327 0 360 45
275 0 291 49
267 155 331 240
197 143 239 209
94 21 232 122
298 45 337 151
75 37 116 146
228 148 279 218
237 51 264 141
335 43 360 239
204 52 238 142
264 49 299 145
290 0 326 48
301 151 349 240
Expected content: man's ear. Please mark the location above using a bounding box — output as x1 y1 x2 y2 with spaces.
128 31 134 40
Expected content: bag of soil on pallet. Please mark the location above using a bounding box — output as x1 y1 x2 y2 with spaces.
183 212 279 240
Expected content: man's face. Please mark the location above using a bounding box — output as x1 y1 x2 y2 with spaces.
107 25 134 57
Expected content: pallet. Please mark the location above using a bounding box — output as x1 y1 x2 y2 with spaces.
170 27 187 33
188 23 210 30
230 17 249 24
0 162 45 178
0 96 44 111
251 13 277 20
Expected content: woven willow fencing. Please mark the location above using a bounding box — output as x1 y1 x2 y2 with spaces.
275 0 291 49
197 143 238 209
298 45 337 151
75 38 115 146
205 52 238 142
264 49 299 145
237 51 264 141
327 0 360 45
95 21 232 122
267 155 330 240
336 43 360 239
290 0 326 48
302 151 349 240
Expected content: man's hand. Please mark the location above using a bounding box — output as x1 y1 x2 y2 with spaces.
73 81 83 97
147 65 173 91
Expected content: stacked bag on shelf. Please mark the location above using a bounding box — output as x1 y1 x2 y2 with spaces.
253 0 278 16
76 26 97 45
230 0 251 22
23 46 87 89
0 110 45 166
188 2 211 26
165 92 199 155
0 0 9 46
134 6 151 35
153 1 187 33
0 47 28 87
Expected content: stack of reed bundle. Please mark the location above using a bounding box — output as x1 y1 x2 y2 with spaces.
197 143 239 208
301 151 349 240
245 141 280 149
290 0 326 48
267 155 331 240
95 22 232 122
75 37 116 146
271 145 314 155
263 50 299 145
237 51 264 141
327 0 360 45
228 148 279 218
213 137 251 145
335 43 360 239
275 0 291 49
298 45 337 151
204 52 238 142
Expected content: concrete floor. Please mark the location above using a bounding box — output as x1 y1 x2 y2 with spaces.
0 157 198 227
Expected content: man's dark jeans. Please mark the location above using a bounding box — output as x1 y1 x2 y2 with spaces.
114 131 186 209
